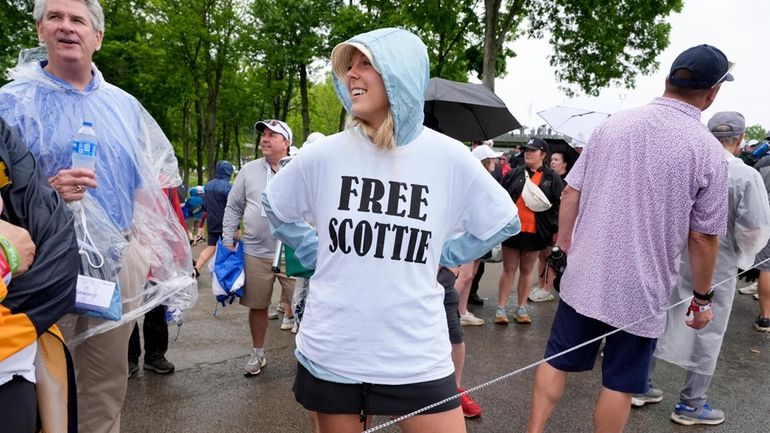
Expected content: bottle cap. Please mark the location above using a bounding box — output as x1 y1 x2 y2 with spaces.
82 121 93 127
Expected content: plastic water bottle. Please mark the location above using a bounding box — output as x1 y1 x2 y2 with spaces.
751 142 769 159
71 121 98 171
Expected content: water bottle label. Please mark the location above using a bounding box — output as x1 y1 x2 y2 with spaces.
72 140 96 157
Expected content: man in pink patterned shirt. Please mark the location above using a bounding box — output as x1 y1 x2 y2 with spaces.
526 45 732 433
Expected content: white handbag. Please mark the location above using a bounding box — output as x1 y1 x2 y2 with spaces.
521 170 552 212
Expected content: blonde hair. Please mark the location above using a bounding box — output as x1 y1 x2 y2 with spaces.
352 111 396 151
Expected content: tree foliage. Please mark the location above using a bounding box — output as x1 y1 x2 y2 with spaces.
477 0 682 93
746 124 768 143
0 0 36 79
528 0 684 96
0 0 684 179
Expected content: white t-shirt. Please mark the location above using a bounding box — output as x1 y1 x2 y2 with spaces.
265 127 516 384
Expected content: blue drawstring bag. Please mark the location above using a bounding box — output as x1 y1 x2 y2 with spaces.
210 239 245 307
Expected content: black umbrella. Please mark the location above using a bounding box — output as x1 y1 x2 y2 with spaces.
543 138 580 167
424 78 521 142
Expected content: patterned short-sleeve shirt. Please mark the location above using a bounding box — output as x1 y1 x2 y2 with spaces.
562 97 728 338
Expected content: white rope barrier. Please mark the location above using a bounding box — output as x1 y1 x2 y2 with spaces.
361 260 767 432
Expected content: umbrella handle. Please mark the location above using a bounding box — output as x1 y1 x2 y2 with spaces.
272 240 282 273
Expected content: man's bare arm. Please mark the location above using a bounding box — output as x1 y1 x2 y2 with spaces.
686 230 719 329
555 186 580 254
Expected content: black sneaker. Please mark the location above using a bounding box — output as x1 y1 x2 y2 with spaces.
144 357 175 374
754 316 770 332
468 293 484 306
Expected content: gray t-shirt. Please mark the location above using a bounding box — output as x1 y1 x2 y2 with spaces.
222 158 278 258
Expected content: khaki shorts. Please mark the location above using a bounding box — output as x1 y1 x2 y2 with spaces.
240 255 295 309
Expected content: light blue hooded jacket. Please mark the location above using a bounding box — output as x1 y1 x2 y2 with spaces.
262 28 519 269
332 27 428 147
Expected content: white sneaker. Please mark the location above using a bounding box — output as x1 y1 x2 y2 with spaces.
267 306 279 320
244 350 266 376
460 311 485 326
291 321 299 334
528 287 555 302
738 282 758 295
754 293 760 300
281 316 295 330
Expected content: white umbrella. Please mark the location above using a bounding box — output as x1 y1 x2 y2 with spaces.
537 106 610 145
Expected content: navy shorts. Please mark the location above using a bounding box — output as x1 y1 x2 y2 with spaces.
544 301 657 394
294 363 460 416
206 231 222 247
437 267 463 345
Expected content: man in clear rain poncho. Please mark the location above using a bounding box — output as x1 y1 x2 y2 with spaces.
643 111 770 426
0 1 196 432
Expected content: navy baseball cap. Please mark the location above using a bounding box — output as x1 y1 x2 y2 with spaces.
523 137 548 151
668 44 734 89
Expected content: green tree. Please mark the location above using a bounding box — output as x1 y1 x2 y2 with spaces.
149 0 245 183
286 73 343 139
480 0 683 94
1 0 36 82
403 0 481 81
250 0 337 143
746 124 768 143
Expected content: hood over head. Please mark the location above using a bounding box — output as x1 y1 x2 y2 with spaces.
215 160 234 179
331 28 429 147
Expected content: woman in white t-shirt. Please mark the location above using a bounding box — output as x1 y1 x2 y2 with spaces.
262 28 519 433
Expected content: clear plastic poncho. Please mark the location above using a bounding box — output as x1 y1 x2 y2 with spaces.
0 57 197 344
655 152 770 375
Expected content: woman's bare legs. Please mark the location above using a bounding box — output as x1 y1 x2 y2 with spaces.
498 247 521 310
517 250 540 308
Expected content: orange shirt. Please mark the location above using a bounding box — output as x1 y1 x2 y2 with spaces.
515 170 543 233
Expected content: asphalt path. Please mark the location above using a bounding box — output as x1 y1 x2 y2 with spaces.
122 248 770 432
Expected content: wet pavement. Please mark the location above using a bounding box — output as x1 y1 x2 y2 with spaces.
122 251 770 432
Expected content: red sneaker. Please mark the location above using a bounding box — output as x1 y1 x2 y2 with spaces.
458 388 482 418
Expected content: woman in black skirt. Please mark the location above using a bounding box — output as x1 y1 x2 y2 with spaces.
496 138 563 324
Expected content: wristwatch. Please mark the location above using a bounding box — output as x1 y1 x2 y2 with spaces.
692 289 714 301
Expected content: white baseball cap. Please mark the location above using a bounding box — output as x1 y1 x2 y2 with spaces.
255 119 293 143
472 144 503 161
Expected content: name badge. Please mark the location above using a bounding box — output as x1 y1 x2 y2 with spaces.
75 274 116 312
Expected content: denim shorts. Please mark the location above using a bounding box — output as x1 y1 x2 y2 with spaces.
544 300 657 394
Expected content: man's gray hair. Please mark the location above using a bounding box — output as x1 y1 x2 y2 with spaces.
33 0 105 33
712 125 741 146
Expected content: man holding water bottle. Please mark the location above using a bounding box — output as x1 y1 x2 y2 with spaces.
0 1 193 432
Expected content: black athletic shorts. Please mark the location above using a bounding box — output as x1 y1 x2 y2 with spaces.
438 267 463 344
293 362 460 416
206 231 222 247
502 231 548 251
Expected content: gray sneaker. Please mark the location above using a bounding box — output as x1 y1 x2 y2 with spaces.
670 402 725 426
738 282 758 295
631 387 663 407
244 350 266 376
528 287 555 302
281 315 295 330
